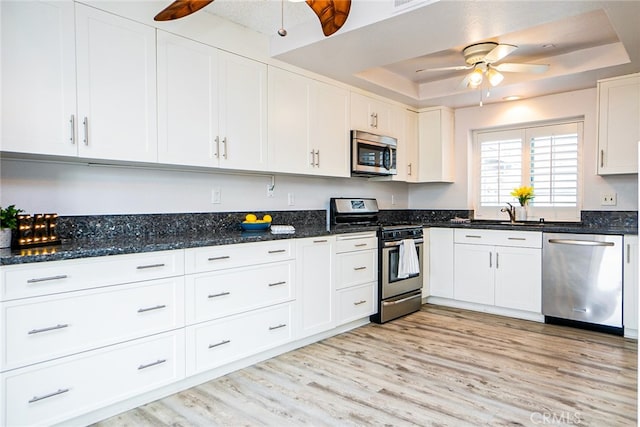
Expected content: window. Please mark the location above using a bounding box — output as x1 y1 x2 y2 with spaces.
474 121 583 221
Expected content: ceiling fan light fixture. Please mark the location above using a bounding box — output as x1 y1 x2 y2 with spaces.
487 68 504 86
468 67 484 87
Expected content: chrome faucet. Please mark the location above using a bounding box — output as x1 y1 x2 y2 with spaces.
500 202 516 223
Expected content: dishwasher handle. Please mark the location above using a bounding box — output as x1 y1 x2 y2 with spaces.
547 238 614 247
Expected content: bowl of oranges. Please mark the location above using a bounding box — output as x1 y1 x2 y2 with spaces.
240 213 272 231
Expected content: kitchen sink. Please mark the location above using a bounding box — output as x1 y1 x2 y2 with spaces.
469 220 544 227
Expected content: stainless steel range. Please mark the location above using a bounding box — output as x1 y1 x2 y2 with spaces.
329 198 423 323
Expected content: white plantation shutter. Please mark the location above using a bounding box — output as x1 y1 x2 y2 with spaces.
474 121 582 221
527 123 579 207
477 130 522 206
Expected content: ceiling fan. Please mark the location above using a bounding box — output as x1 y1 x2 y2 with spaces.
154 0 351 37
417 42 550 89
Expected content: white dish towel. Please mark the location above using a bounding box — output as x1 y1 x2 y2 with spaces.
398 239 420 279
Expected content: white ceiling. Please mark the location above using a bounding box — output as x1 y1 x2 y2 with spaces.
202 0 640 109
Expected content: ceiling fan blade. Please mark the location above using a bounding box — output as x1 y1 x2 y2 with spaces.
416 65 473 73
494 63 550 73
154 0 214 21
484 44 517 64
306 0 351 37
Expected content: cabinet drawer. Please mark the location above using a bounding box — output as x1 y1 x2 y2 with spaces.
336 250 377 290
1 277 185 372
1 330 185 427
185 261 294 324
336 282 376 325
1 250 184 301
186 303 293 375
335 233 378 253
454 229 542 248
184 240 294 274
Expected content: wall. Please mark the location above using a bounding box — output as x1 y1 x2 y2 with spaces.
408 88 639 213
0 158 408 216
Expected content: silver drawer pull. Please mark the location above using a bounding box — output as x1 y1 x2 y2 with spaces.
137 304 166 313
507 237 526 241
136 263 165 270
548 239 614 247
27 275 68 284
313 239 328 243
28 324 69 335
29 388 70 404
269 323 287 331
268 249 286 254
268 281 286 287
353 266 367 271
208 255 230 261
209 339 231 349
208 291 230 298
138 359 167 370
465 235 482 239
354 300 367 305
354 243 368 247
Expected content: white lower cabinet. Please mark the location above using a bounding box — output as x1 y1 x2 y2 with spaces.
2 330 185 427
334 232 378 325
296 236 336 337
623 235 638 338
185 303 293 375
427 228 454 298
452 229 542 315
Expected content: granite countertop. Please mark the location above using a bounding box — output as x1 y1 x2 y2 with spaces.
0 218 635 266
0 225 381 266
430 220 637 235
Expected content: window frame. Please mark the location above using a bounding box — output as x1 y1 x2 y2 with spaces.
472 119 584 222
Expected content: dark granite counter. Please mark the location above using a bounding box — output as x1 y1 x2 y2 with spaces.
1 209 635 265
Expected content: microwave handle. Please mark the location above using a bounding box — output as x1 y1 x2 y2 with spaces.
383 146 392 170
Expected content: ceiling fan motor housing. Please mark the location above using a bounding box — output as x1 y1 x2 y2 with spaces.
463 42 499 65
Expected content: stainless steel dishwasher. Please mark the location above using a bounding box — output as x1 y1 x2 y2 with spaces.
542 232 623 334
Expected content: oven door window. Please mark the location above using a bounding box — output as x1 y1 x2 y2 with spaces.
356 142 396 171
388 245 421 283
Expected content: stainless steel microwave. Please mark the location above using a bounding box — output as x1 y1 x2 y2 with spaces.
351 130 397 176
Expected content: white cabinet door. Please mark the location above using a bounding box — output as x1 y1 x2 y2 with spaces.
218 51 268 171
296 236 335 338
309 81 350 177
623 235 638 337
597 73 640 175
454 243 494 305
1 0 77 156
157 31 218 167
428 228 454 298
267 67 310 175
400 109 419 182
417 107 455 182
494 246 541 313
350 92 395 136
75 4 157 162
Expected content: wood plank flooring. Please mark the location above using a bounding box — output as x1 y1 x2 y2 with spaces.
95 305 637 426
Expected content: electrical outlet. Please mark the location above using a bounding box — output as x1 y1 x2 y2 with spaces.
212 187 221 204
601 193 617 206
391 194 396 205
287 193 295 206
267 184 274 198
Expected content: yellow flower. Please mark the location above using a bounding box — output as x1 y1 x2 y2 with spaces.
510 186 534 206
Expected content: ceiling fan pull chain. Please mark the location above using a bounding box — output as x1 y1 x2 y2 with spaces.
277 0 287 37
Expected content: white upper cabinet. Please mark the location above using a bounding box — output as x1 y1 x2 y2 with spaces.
157 32 267 171
350 92 395 136
400 109 419 182
597 73 640 175
268 67 349 177
157 31 219 167
1 0 77 156
217 51 268 171
75 4 157 163
309 80 350 177
417 107 455 182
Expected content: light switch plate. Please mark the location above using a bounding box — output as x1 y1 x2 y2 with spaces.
212 187 221 204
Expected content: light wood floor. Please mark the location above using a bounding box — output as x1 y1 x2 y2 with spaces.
95 305 637 426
